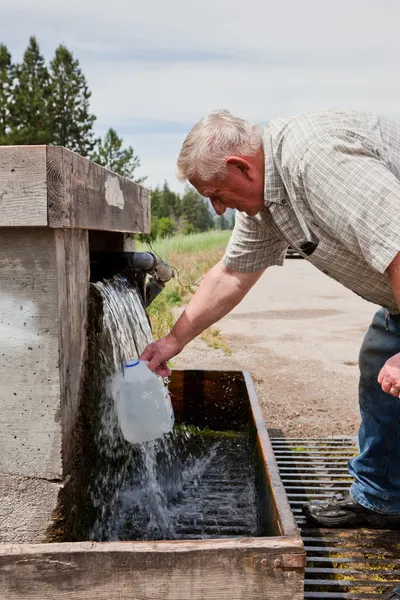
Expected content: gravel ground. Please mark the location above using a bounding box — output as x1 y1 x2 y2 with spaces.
173 259 379 439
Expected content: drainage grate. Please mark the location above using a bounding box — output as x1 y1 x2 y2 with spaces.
271 438 400 599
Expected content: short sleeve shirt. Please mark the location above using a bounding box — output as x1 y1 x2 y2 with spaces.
223 109 400 313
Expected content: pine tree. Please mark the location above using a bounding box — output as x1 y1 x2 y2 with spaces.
0 44 14 144
91 128 146 183
181 185 214 233
49 44 96 156
10 36 51 145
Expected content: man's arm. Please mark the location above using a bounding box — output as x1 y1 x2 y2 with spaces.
378 252 400 396
140 260 265 375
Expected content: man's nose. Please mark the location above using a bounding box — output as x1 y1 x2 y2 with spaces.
211 198 226 216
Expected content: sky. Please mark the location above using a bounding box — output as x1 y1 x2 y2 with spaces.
2 0 400 192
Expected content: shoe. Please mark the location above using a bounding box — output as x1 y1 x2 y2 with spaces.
302 491 400 528
383 585 400 599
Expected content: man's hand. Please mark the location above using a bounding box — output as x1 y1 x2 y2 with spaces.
378 352 400 397
140 333 183 377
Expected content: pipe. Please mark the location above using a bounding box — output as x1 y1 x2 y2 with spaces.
90 251 174 307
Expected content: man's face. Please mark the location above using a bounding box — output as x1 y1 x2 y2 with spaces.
190 155 265 217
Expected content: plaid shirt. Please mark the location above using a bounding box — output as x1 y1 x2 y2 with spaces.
223 109 400 313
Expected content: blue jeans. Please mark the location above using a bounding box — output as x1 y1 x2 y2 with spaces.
349 308 400 514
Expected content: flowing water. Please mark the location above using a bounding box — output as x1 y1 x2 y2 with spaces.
88 276 260 541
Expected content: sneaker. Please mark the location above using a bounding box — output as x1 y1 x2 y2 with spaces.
302 491 400 528
383 585 400 599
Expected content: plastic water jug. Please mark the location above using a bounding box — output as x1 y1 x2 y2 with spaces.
113 358 174 444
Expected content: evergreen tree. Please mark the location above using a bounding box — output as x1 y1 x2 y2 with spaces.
150 182 181 220
91 128 146 183
181 185 214 233
10 36 51 145
0 44 14 144
161 180 182 219
216 214 229 230
49 44 96 155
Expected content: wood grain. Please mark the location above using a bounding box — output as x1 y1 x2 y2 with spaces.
47 147 150 232
244 371 301 539
55 229 89 476
0 146 47 226
0 540 304 600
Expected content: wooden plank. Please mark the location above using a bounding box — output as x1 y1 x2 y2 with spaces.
0 540 304 600
0 228 62 479
0 474 61 543
55 229 89 475
244 371 301 539
0 146 47 226
47 147 150 232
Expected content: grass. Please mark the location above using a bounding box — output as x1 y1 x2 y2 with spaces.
137 230 231 259
137 231 232 347
200 327 232 355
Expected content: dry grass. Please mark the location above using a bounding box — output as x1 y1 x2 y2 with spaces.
200 327 232 355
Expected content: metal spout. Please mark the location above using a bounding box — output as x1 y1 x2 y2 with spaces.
90 251 173 307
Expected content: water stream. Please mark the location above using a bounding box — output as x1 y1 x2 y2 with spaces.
88 276 260 541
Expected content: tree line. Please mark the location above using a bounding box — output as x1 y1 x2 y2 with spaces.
142 182 234 241
0 36 144 181
0 36 233 237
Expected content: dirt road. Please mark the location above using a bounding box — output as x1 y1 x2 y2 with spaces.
174 259 379 438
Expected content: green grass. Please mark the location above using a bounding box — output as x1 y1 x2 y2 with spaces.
137 230 231 261
140 231 232 348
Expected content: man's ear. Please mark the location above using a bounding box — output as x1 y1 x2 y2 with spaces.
226 156 253 178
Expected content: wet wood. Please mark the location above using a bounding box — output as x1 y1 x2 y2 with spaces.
0 368 305 598
244 371 300 539
56 229 90 475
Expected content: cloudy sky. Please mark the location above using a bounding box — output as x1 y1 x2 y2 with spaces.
2 0 400 191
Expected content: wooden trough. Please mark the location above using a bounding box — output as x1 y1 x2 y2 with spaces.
0 146 305 599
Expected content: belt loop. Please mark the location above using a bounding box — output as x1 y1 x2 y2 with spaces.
385 311 390 331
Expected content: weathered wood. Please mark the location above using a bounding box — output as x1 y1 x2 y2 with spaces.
0 228 62 479
47 146 150 232
244 371 301 539
0 539 305 600
56 229 89 475
0 475 61 543
0 146 47 226
0 146 150 232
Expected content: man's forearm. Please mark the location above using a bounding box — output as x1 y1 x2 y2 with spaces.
170 260 264 346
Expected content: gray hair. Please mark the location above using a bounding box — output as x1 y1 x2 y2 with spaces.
176 109 263 183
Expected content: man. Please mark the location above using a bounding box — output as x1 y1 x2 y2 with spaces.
141 108 400 529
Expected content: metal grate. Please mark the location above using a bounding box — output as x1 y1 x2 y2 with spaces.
271 438 400 599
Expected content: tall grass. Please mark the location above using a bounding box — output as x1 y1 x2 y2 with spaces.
139 230 232 341
136 230 231 261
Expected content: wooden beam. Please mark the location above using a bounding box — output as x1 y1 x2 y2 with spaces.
0 146 150 232
0 146 47 226
56 229 90 476
0 538 305 600
47 147 150 232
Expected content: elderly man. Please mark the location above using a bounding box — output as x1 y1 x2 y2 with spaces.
141 108 400 529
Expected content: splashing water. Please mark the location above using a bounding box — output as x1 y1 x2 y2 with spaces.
89 276 259 541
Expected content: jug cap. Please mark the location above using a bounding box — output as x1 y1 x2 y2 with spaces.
125 357 140 368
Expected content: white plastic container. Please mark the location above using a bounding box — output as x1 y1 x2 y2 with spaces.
113 358 174 444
